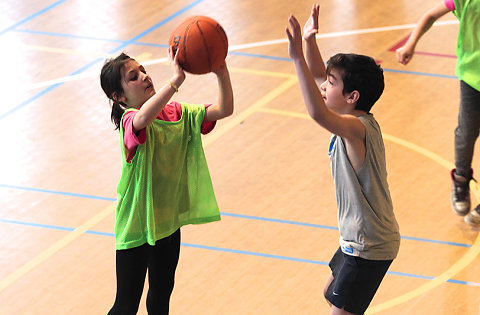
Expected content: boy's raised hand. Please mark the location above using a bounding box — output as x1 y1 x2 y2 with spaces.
286 14 304 60
303 4 320 41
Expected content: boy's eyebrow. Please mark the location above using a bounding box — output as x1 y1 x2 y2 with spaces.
328 73 337 81
125 68 139 77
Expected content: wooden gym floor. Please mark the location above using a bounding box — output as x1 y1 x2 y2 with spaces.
1 0 479 314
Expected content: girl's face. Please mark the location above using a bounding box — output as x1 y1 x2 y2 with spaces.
118 59 155 108
320 68 351 114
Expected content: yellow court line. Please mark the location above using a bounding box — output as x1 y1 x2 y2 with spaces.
27 61 294 92
257 107 310 120
23 45 151 62
257 107 480 313
134 52 153 62
367 232 480 313
227 66 296 79
23 44 113 58
382 134 454 170
0 204 115 293
202 77 298 147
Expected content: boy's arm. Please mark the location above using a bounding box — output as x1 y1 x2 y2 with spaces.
303 4 326 85
205 62 234 121
286 15 364 140
286 14 365 168
396 1 451 65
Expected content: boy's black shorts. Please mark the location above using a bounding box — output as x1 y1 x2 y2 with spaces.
324 247 393 315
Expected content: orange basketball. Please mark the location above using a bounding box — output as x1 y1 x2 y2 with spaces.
169 16 228 74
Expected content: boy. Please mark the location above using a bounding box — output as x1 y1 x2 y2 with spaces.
286 5 400 315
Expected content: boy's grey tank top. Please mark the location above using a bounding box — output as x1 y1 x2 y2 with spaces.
329 114 400 260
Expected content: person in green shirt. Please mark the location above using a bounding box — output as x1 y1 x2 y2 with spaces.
396 0 480 227
100 47 233 314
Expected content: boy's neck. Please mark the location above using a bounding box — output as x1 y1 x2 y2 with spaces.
351 109 368 117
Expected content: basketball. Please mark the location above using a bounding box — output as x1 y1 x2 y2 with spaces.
169 16 228 74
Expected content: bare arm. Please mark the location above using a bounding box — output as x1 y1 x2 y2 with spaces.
133 48 185 131
286 14 366 169
286 14 364 140
205 62 234 121
303 4 326 85
396 1 451 65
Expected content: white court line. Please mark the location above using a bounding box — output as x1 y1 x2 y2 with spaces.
26 20 458 91
228 20 458 51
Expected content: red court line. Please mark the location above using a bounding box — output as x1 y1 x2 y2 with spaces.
389 34 456 59
389 34 411 51
410 51 456 58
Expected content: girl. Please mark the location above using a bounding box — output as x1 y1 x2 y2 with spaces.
100 48 233 314
396 0 480 226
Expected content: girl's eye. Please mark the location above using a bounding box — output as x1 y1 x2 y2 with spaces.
130 75 138 81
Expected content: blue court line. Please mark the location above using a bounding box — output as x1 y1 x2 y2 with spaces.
0 184 116 201
181 242 329 265
0 219 74 232
0 182 471 248
388 271 480 286
107 0 204 53
11 28 457 79
183 243 477 286
447 279 480 286
0 0 204 121
13 28 127 44
13 28 167 48
0 217 477 287
0 0 69 36
228 51 292 62
221 212 339 230
383 68 458 79
221 212 472 248
0 83 62 120
401 235 470 248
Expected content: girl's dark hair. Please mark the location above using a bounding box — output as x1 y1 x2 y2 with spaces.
326 53 384 113
100 52 133 130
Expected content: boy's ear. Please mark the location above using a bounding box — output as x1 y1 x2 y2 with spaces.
346 90 360 104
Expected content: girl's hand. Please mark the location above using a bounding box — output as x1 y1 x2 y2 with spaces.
286 14 304 60
303 4 320 41
213 61 228 77
168 46 186 84
396 45 415 65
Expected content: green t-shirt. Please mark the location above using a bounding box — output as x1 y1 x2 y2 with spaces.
453 0 480 91
115 103 220 250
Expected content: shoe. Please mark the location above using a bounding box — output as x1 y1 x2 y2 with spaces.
465 205 480 227
451 168 473 216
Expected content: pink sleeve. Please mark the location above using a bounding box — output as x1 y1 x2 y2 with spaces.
122 111 146 163
444 0 455 11
201 104 216 135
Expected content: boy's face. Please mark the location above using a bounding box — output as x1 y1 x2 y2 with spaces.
320 68 353 114
118 59 156 108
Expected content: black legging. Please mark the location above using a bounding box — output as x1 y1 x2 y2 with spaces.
108 229 181 315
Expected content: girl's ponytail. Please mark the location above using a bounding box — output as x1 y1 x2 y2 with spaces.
100 53 133 130
111 100 128 130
